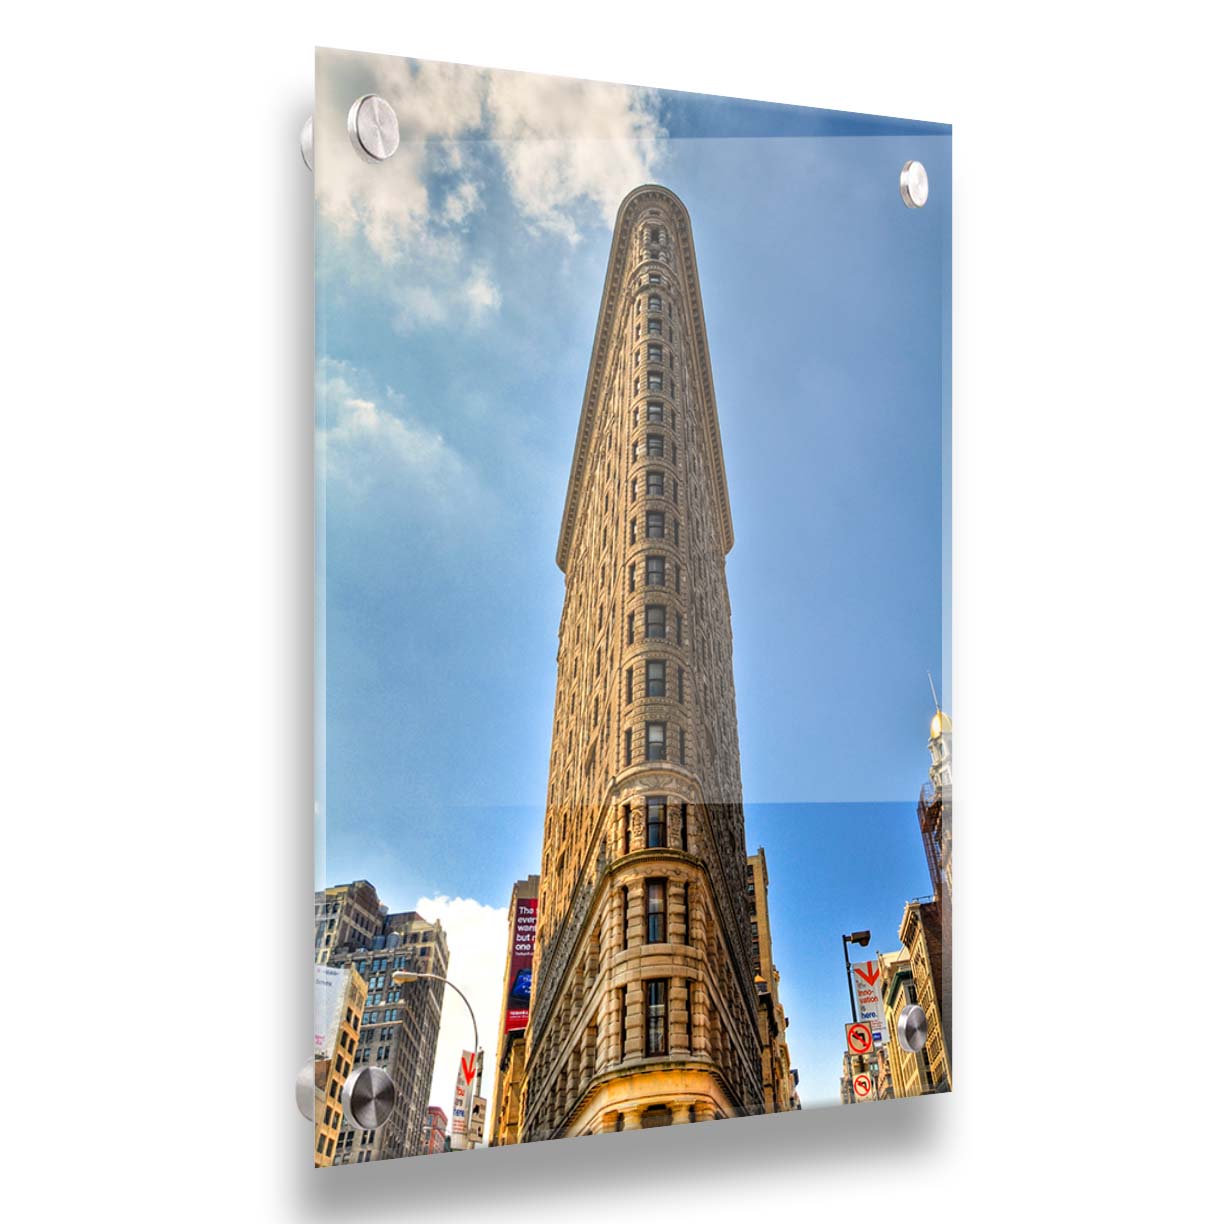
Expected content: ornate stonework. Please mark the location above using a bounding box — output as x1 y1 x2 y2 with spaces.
521 185 764 1141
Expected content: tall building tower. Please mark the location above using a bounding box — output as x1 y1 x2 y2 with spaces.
522 185 765 1139
317 884 450 1164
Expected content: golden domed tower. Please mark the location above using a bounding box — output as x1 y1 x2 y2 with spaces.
921 700 952 904
928 708 952 799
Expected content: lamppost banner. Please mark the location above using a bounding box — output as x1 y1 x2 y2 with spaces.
451 1049 477 1150
851 961 888 1044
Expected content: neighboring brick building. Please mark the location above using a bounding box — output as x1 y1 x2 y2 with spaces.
423 1105 448 1155
521 185 766 1140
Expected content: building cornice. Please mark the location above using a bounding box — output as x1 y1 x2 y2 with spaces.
555 184 735 571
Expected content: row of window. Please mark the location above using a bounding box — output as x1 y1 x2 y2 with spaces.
626 605 682 643
628 556 680 593
629 471 678 502
624 660 685 703
628 512 679 545
621 797 689 854
623 721 686 765
623 978 683 1057
634 371 671 394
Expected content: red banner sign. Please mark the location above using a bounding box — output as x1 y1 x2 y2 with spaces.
504 898 537 1033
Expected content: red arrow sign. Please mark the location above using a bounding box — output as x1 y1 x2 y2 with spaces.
854 961 881 986
853 1074 872 1099
461 1053 477 1085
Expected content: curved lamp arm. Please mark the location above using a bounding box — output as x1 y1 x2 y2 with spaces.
390 970 479 1055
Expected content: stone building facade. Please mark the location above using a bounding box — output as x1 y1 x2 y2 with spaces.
521 185 765 1140
746 849 799 1113
313 964 367 1167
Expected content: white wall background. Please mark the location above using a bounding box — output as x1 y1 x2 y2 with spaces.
1 2 1219 1218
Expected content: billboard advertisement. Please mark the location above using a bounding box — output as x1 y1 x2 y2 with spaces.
505 897 538 1034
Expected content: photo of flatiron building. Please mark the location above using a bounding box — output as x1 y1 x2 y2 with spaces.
521 185 769 1137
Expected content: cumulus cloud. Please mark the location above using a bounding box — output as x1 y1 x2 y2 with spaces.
314 50 667 323
316 358 467 500
314 53 487 263
412 894 510 1144
487 72 668 243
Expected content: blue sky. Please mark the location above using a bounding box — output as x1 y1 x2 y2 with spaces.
315 50 950 1119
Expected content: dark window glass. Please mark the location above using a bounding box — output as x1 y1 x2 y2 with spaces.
679 728 686 765
622 804 631 855
627 612 635 643
648 317 662 335
630 478 637 502
646 721 666 761
622 887 630 949
646 511 665 538
648 296 661 312
630 517 636 544
672 518 679 544
624 729 632 765
647 343 662 362
647 402 664 423
646 470 664 497
628 562 635 592
645 605 665 638
646 880 666 943
625 667 633 703
680 803 688 851
646 660 665 697
646 555 665 585
646 796 666 847
646 979 668 1055
648 371 663 390
675 612 682 643
646 433 664 457
678 668 685 703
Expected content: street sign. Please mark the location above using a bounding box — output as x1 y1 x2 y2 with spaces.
468 1095 487 1146
852 960 887 1045
845 1021 874 1055
851 1071 876 1102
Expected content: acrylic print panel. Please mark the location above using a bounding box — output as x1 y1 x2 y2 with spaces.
313 46 951 1167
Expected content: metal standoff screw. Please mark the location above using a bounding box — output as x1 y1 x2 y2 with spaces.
300 116 314 172
896 1002 929 1052
295 1062 316 1121
347 94 400 163
342 1066 396 1130
899 159 929 208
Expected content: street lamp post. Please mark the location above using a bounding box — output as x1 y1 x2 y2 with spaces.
841 930 871 1023
391 969 481 1149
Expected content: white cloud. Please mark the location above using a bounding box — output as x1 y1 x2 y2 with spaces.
314 53 487 263
463 266 501 318
314 50 667 328
487 72 667 243
412 894 510 1145
316 359 467 500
